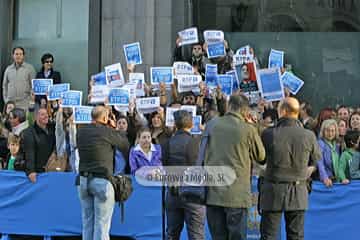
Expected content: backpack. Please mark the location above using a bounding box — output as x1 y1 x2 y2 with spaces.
110 175 133 223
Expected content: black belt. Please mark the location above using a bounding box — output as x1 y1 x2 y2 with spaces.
265 179 306 185
80 171 109 180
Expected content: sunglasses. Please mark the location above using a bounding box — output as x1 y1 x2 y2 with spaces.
45 60 53 64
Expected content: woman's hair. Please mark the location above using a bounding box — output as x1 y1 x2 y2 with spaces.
319 119 339 140
8 133 21 145
349 111 360 129
149 111 164 129
315 108 336 133
344 130 360 149
41 53 54 64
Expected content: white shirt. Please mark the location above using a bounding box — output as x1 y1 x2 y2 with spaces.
134 144 156 162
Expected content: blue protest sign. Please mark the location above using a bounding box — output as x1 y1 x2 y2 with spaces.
150 67 174 85
191 116 202 135
108 88 130 106
281 72 304 95
123 42 142 65
257 68 284 102
207 41 225 59
61 91 82 107
47 83 70 101
105 63 125 86
205 64 218 88
91 72 107 86
178 27 198 46
226 70 239 91
32 79 53 95
74 106 93 124
268 49 284 69
217 75 233 96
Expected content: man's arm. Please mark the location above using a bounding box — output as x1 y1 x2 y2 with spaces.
2 68 9 103
23 129 37 182
108 128 130 161
250 126 266 164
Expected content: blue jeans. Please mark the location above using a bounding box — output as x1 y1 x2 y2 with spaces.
207 205 248 240
166 192 206 240
78 176 115 240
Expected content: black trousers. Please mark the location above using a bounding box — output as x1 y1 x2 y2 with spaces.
260 210 305 240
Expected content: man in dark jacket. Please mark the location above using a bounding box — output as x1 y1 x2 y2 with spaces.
164 110 205 240
260 97 321 240
77 106 129 240
23 107 56 182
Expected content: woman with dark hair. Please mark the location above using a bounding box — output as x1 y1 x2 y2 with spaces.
349 111 360 131
35 53 62 106
313 107 336 136
1 101 16 134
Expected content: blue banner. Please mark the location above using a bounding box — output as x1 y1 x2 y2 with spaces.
47 83 70 101
108 88 130 106
150 67 174 86
123 42 142 65
32 79 53 95
74 106 93 124
207 42 225 59
61 91 82 107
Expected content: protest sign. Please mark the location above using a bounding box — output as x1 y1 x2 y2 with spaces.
191 116 202 135
150 67 174 86
236 61 259 93
129 73 145 97
61 90 82 107
47 83 70 101
180 105 197 117
203 30 224 43
173 62 193 76
136 97 160 114
105 63 125 86
207 41 225 59
235 45 254 63
74 106 93 124
178 27 198 46
108 88 130 106
257 68 285 102
281 72 304 95
226 70 239 91
90 72 107 86
205 64 218 88
217 75 233 96
177 74 201 93
165 107 180 127
32 79 53 95
89 85 110 104
268 49 284 69
244 91 261 106
123 82 137 100
123 42 142 65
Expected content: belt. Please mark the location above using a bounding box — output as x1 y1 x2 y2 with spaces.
80 171 109 180
265 179 306 185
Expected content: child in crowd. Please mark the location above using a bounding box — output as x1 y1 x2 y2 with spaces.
338 130 360 183
4 134 21 170
129 127 162 175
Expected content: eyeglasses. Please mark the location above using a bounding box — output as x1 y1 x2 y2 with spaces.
45 60 53 64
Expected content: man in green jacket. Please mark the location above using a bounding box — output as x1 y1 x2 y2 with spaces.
205 94 266 240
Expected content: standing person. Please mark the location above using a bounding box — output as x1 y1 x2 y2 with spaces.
205 94 266 240
259 97 321 240
76 106 129 240
2 47 36 111
35 53 62 106
165 110 205 240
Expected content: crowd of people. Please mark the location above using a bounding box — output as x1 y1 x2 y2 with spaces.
1 30 360 240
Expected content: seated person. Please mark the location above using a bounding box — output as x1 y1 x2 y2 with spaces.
129 127 162 175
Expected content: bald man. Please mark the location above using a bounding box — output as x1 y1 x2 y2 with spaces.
77 106 129 240
259 97 321 240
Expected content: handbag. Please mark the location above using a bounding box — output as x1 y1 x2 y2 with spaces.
178 183 206 205
110 174 133 223
45 152 68 172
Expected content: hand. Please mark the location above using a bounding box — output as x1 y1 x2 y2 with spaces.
159 82 166 95
323 178 333 188
203 42 208 52
342 179 350 185
28 172 37 183
127 63 135 73
199 81 206 96
224 40 229 50
157 106 164 118
176 37 182 47
306 166 316 178
128 99 136 115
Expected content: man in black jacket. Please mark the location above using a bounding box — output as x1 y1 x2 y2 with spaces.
77 105 129 240
260 97 321 240
23 107 56 182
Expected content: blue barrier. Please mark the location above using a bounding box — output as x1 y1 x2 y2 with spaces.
0 171 359 240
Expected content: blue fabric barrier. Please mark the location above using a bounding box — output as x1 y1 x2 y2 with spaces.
1 171 360 240
0 171 162 240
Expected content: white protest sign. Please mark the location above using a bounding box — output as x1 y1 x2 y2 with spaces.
203 30 224 43
74 106 93 124
123 42 142 65
108 88 130 106
173 62 193 76
89 85 110 104
32 79 53 95
47 83 70 101
281 72 304 95
129 73 145 97
177 74 202 93
136 97 160 114
105 63 125 86
165 107 180 127
61 90 82 107
123 82 137 100
178 27 199 46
